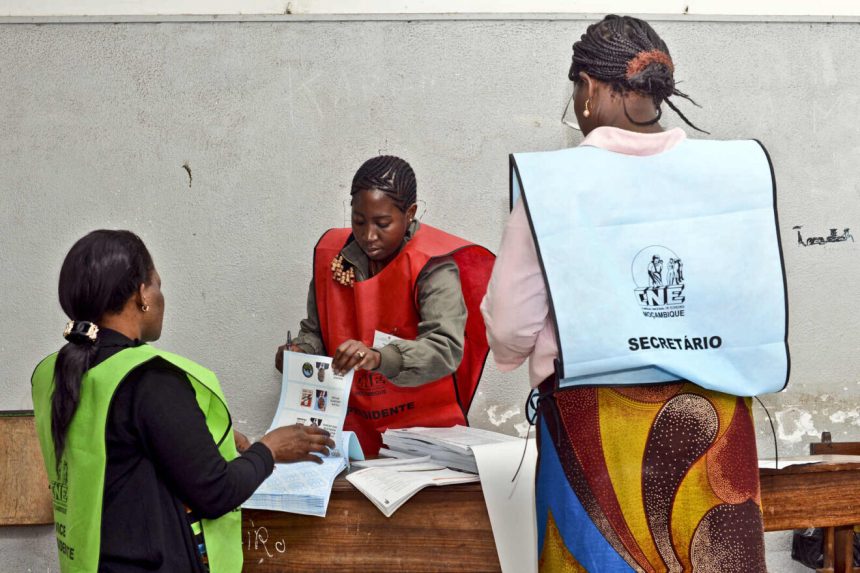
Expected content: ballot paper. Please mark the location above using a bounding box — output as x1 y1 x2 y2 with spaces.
346 463 479 517
268 350 354 455
381 425 520 473
242 351 362 517
243 455 347 516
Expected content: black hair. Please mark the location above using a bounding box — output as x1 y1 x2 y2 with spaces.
350 155 417 213
570 14 707 133
52 230 154 464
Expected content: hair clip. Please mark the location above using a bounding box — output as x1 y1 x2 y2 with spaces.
63 320 99 345
626 49 674 79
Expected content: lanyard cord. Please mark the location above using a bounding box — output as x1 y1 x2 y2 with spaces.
754 395 779 470
511 386 563 482
511 390 537 482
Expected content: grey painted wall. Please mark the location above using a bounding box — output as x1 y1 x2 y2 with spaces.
2 16 858 571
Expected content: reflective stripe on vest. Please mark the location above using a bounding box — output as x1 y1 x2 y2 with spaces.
31 346 242 573
510 138 789 396
313 224 495 455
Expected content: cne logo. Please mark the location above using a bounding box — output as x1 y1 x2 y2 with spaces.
51 459 69 511
354 371 389 396
631 245 685 318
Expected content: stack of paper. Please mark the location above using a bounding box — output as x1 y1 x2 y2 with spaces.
346 460 479 517
243 455 346 517
381 425 520 473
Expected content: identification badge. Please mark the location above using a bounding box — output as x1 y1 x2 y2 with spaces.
372 330 404 348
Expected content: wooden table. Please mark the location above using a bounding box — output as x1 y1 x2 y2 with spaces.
242 480 499 573
760 462 860 573
243 462 860 573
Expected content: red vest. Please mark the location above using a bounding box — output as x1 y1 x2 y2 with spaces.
314 224 495 456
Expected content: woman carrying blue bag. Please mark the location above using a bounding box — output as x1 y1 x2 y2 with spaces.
482 15 788 573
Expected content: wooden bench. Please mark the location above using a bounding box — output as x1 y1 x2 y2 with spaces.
809 432 860 573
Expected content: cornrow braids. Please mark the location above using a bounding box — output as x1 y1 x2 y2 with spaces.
350 155 417 213
570 14 708 134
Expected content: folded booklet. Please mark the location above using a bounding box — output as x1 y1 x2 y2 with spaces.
242 351 364 517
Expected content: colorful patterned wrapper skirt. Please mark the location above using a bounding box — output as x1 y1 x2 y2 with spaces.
535 381 767 573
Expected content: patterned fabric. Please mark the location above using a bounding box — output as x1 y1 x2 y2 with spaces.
535 381 767 573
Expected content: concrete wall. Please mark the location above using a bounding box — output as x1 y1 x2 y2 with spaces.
2 16 858 571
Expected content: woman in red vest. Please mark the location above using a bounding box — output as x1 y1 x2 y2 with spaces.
275 156 495 455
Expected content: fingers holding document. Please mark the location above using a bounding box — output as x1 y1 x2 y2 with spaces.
260 423 336 464
333 339 380 375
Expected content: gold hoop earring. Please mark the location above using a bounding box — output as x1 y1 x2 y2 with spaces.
583 98 592 118
141 304 150 312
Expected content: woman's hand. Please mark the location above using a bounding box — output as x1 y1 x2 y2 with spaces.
275 342 305 372
234 430 252 453
259 423 335 464
332 339 381 375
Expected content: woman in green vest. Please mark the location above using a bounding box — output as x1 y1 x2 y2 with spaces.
32 229 335 573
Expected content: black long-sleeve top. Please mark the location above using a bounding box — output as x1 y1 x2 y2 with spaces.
93 329 273 572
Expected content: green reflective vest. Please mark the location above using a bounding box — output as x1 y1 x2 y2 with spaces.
31 345 243 573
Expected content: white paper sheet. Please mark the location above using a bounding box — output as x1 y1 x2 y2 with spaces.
372 329 405 347
351 455 432 469
472 438 538 573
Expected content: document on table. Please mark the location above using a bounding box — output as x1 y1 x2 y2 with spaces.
346 463 479 517
472 438 538 573
351 454 432 469
243 456 347 517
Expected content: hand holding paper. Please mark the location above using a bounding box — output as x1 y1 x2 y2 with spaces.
332 338 380 374
244 350 360 517
260 423 335 464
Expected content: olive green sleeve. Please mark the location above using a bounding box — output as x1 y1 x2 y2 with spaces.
293 278 327 355
374 257 467 387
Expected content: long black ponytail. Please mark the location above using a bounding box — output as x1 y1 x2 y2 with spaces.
52 230 153 464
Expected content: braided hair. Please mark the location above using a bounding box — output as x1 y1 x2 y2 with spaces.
350 155 417 212
570 15 707 133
